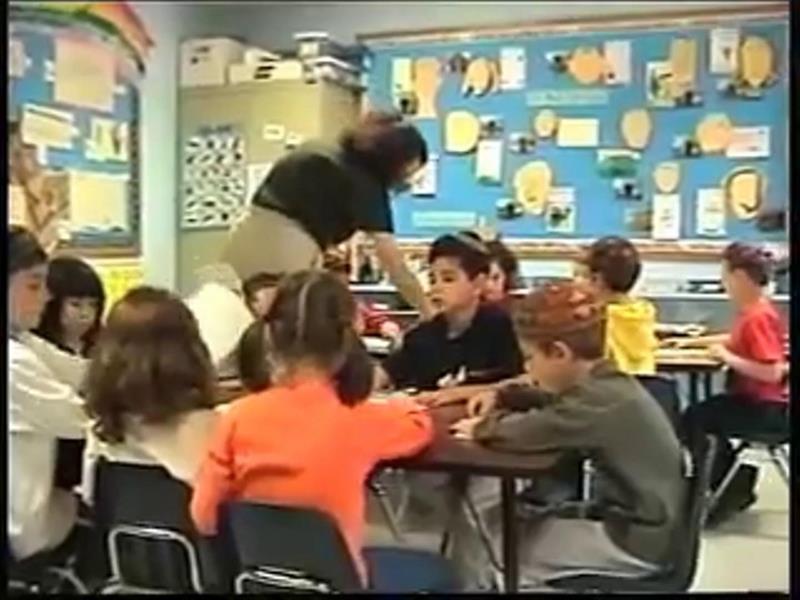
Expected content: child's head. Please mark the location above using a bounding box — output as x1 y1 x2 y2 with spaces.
242 272 283 318
721 242 773 303
34 256 105 354
266 270 372 404
484 239 520 303
322 252 351 287
514 282 606 394
236 319 272 393
8 225 49 332
577 236 642 298
427 232 491 314
86 286 216 444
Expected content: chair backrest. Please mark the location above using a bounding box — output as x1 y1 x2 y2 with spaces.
665 435 717 590
92 458 204 592
636 374 682 434
222 501 363 593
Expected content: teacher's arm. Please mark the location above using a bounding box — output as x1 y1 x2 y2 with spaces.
368 231 434 320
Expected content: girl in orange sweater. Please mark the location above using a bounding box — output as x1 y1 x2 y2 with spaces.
190 270 456 592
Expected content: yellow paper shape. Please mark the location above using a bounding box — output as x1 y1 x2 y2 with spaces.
653 162 681 194
444 111 480 153
514 161 553 215
724 168 764 220
696 113 733 154
68 171 129 232
534 109 558 138
463 58 492 96
669 38 697 98
557 118 599 148
413 57 441 118
54 36 115 112
739 36 774 88
568 47 605 85
620 109 652 150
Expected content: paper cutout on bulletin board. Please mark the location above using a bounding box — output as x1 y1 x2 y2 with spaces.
411 211 478 229
696 188 726 236
85 117 129 162
182 128 247 229
527 89 610 107
54 36 115 113
646 61 675 108
603 40 631 85
67 171 130 236
392 58 413 94
499 47 526 90
710 28 740 75
557 118 599 148
475 140 503 183
546 187 576 233
9 37 32 78
411 154 438 196
726 126 770 159
93 260 144 313
652 194 681 240
21 104 77 150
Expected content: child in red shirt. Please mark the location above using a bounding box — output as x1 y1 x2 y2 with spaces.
680 242 788 525
190 270 456 592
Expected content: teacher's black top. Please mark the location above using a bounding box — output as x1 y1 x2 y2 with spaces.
251 142 394 249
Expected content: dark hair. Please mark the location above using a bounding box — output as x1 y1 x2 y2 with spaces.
581 236 642 293
322 252 350 276
85 286 216 444
9 225 47 279
242 272 283 304
236 319 272 393
514 282 606 360
486 239 520 291
339 110 428 185
722 242 773 287
428 232 491 279
266 270 372 405
33 256 106 356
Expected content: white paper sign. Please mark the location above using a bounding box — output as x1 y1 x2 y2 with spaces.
604 40 631 85
392 58 413 94
262 124 286 141
652 194 681 240
546 187 576 233
475 140 503 182
726 126 770 159
710 28 740 75
500 47 526 90
696 188 726 236
411 154 438 196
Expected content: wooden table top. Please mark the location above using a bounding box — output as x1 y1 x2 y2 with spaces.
655 349 724 370
385 404 560 478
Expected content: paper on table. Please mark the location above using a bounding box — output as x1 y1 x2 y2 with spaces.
726 126 770 159
392 58 413 94
499 47 526 90
475 139 503 182
411 154 438 196
246 163 273 200
557 118 599 148
710 28 740 75
21 104 77 150
652 194 681 240
54 36 115 113
696 188 726 236
603 40 631 85
68 171 129 233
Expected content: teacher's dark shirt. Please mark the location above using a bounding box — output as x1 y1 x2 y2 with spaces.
252 142 394 249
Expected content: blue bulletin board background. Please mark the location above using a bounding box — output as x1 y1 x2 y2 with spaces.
364 17 788 243
8 20 140 251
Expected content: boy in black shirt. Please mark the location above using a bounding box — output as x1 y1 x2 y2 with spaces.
375 232 523 392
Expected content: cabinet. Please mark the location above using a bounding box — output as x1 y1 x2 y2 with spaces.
177 80 360 293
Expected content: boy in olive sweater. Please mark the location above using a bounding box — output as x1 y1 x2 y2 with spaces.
449 282 684 590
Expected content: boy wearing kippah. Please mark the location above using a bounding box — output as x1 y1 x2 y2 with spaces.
375 232 523 392
448 281 683 590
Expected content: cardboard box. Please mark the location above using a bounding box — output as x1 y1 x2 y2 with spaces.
181 37 244 87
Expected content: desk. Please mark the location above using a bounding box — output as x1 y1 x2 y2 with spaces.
384 405 560 592
655 350 723 409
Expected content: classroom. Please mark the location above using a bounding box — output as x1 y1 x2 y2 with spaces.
7 0 791 594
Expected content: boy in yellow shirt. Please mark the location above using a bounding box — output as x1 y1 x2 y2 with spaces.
575 236 657 375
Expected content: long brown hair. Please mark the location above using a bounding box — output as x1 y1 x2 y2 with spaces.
267 270 373 405
85 286 216 444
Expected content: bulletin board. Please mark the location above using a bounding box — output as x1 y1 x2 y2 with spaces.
8 19 141 256
361 6 789 247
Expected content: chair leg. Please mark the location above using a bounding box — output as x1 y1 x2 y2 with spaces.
370 480 405 542
767 447 790 487
706 444 748 516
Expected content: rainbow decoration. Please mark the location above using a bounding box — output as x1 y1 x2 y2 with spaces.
10 1 154 71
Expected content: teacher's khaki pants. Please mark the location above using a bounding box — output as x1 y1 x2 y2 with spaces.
221 205 322 282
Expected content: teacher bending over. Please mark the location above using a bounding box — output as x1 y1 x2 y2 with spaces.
222 111 434 319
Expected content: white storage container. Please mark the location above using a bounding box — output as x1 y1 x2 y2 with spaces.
181 37 245 87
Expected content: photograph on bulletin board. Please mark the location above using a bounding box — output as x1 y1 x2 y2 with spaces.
362 14 788 247
8 18 142 256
